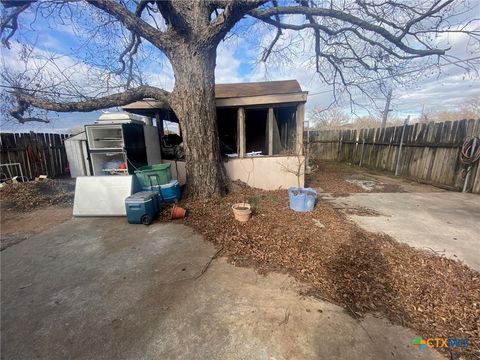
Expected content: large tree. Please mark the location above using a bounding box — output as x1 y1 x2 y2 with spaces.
1 0 478 197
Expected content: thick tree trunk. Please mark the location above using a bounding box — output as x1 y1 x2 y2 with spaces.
168 45 226 198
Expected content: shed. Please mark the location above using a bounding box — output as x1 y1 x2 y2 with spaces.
122 80 308 190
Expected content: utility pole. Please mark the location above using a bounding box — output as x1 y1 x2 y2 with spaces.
381 88 393 129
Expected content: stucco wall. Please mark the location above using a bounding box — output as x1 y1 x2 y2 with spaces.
163 160 187 185
163 156 304 190
224 156 305 190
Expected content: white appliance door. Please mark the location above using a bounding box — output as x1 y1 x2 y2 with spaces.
73 176 139 216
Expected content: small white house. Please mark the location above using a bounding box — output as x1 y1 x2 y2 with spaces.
122 80 308 190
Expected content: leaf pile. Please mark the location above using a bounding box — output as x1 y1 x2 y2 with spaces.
174 187 479 359
0 179 74 212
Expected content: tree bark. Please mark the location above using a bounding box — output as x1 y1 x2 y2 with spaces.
168 45 225 198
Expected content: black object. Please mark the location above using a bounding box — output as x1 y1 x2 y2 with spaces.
141 214 152 225
161 134 183 159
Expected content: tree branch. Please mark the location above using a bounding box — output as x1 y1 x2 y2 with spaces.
10 100 49 124
206 0 268 46
85 0 174 52
249 5 449 56
155 0 189 34
0 2 31 49
296 0 321 72
9 85 170 123
261 0 283 62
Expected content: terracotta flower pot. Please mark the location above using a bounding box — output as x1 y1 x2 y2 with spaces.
232 203 252 223
171 204 186 219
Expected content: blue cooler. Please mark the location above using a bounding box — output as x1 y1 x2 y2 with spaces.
159 180 181 203
125 191 159 225
148 180 181 203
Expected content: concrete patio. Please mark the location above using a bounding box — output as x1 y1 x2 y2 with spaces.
1 218 441 360
325 192 480 271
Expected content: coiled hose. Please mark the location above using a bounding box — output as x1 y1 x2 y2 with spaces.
459 136 480 178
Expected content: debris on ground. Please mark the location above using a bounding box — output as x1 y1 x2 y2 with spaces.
306 161 404 194
171 186 479 359
0 179 75 212
345 179 383 191
312 219 325 228
306 161 365 193
342 206 382 217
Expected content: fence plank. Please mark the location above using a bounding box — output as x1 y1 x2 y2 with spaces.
308 119 480 193
0 132 69 179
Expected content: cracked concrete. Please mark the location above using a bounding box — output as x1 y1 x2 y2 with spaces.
1 218 441 360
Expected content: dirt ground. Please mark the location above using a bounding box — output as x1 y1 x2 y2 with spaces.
1 206 72 250
306 160 444 194
0 179 74 250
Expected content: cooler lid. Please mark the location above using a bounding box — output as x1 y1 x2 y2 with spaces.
126 191 157 203
160 179 179 189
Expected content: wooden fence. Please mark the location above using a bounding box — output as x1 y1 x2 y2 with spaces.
0 132 69 180
307 119 480 193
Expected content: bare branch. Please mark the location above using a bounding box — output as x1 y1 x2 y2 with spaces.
261 0 283 62
9 85 170 123
296 0 322 72
10 100 49 124
85 0 174 52
206 0 268 46
249 5 449 56
115 32 141 82
0 2 31 49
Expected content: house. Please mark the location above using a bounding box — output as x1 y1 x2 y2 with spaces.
122 80 308 190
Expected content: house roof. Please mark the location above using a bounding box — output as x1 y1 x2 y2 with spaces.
122 80 307 117
215 80 303 99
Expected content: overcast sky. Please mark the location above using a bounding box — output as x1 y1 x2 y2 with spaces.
1 1 479 133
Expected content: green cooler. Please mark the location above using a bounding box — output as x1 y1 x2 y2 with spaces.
134 163 172 189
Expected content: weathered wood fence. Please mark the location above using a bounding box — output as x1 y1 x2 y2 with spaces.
0 132 69 180
307 119 480 193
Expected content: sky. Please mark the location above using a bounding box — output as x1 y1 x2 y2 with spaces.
1 1 479 133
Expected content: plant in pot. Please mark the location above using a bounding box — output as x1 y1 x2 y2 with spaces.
279 153 317 212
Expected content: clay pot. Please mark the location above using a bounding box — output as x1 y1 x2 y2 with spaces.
171 204 186 219
232 203 252 223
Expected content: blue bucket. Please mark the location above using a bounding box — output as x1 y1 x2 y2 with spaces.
288 187 317 212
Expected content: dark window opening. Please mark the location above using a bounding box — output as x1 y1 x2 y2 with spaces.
217 108 238 156
245 108 267 155
273 107 297 155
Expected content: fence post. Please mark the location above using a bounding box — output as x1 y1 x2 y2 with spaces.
359 138 365 167
395 116 410 176
337 136 343 162
462 137 478 193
